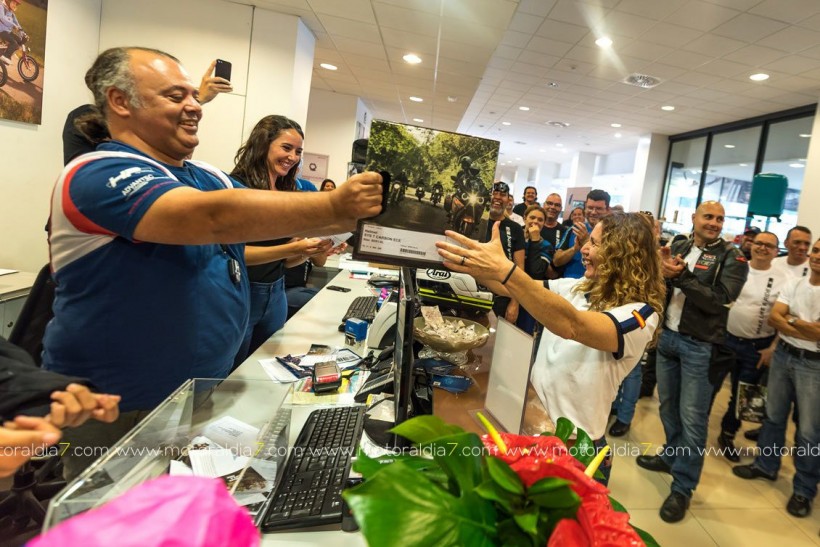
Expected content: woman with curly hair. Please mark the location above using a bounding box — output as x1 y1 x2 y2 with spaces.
231 115 332 365
436 212 665 485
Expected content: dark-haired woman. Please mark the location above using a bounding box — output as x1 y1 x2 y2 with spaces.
320 179 336 191
231 115 331 365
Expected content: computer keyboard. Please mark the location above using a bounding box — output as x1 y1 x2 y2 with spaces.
261 405 365 531
341 296 378 323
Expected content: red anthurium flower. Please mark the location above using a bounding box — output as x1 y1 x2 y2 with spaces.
481 432 568 464
576 494 643 546
548 518 587 547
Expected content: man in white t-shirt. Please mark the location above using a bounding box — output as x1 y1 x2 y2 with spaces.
712 231 786 461
744 226 811 442
733 238 820 519
773 226 811 279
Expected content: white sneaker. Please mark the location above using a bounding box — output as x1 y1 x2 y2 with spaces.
0 56 11 65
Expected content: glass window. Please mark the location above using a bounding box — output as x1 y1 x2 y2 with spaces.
661 137 706 235
759 116 812 246
702 126 762 242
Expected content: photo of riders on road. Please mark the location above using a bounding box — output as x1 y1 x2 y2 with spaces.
364 119 500 239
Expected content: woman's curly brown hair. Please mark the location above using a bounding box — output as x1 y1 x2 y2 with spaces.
574 212 666 340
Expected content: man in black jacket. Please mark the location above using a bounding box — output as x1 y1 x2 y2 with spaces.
636 201 748 523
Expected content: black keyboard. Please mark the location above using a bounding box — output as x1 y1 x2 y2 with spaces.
261 406 365 531
341 296 378 323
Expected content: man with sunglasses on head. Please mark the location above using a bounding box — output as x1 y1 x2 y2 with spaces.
486 182 525 323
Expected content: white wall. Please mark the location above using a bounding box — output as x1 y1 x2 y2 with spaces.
304 88 366 183
0 0 102 272
797 105 820 240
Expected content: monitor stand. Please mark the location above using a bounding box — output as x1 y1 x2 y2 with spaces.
362 396 397 448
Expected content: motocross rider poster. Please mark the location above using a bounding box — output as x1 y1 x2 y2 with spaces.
354 120 499 268
0 0 46 124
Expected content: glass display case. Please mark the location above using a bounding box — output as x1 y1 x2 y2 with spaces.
44 378 293 530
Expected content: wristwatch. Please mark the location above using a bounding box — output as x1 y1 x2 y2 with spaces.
787 316 798 326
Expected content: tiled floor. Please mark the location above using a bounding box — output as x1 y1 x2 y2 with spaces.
609 386 820 546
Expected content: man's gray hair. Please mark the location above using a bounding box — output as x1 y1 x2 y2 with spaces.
84 47 179 112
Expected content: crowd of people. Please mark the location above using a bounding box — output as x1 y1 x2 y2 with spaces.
0 46 817 536
494 185 818 525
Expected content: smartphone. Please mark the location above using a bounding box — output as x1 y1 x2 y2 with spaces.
326 285 351 292
214 59 232 81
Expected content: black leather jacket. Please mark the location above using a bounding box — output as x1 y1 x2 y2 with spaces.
665 236 749 344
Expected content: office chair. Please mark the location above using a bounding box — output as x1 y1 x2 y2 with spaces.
0 264 63 533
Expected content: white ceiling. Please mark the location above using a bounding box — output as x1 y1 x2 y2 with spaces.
246 0 820 170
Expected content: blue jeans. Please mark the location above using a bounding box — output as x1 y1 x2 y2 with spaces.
612 363 642 425
233 277 287 367
754 346 820 500
719 333 774 435
656 329 714 498
285 286 318 319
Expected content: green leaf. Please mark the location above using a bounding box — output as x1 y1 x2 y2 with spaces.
474 479 520 513
390 415 465 444
569 428 596 466
496 518 533 547
528 485 580 509
512 505 540 537
554 417 574 443
609 495 628 514
352 449 451 490
528 477 571 494
420 431 485 493
486 456 525 495
633 524 662 547
343 461 496 547
539 431 555 437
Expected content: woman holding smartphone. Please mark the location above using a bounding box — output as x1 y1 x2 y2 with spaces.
231 115 332 365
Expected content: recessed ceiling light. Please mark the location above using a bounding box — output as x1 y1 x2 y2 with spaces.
519 106 530 111
319 63 337 71
502 121 511 126
611 123 622 128
556 143 564 147
799 133 812 138
749 73 769 81
447 96 457 103
724 144 735 148
413 118 423 123
516 157 521 161
661 105 675 111
739 163 748 167
789 163 805 168
614 133 622 138
409 96 423 102
403 53 422 64
595 37 613 48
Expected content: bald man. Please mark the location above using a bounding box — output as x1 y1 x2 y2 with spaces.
636 201 748 523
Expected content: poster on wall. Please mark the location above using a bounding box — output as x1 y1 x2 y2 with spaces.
353 119 500 268
0 0 47 125
300 152 329 186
